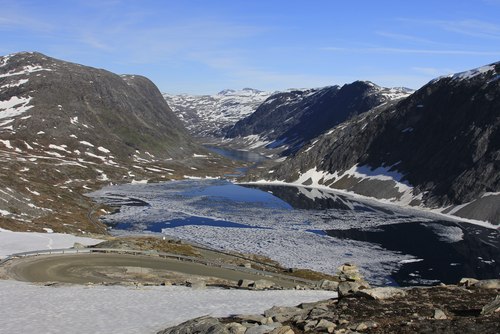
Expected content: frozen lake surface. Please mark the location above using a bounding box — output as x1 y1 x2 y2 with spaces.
89 179 499 286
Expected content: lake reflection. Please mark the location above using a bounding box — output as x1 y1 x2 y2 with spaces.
90 179 499 286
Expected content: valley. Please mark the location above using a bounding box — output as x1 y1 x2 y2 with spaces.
0 51 499 334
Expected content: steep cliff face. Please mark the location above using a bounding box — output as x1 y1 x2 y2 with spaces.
0 52 224 232
226 83 411 154
252 63 500 223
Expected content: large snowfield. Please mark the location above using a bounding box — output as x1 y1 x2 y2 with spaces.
0 228 103 259
0 228 335 334
0 280 335 334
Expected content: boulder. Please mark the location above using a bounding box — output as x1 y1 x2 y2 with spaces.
433 309 447 320
157 316 228 334
264 306 304 322
245 325 275 334
474 279 500 289
315 319 336 333
73 242 86 249
252 280 275 290
185 280 206 290
481 295 500 315
270 326 294 334
225 322 248 334
303 320 318 332
318 279 339 291
356 287 407 300
458 277 479 288
235 314 267 325
338 281 363 297
337 263 363 281
238 279 255 288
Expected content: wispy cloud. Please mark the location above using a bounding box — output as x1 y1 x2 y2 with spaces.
0 12 53 33
412 66 456 76
398 18 500 40
321 46 500 56
375 31 437 45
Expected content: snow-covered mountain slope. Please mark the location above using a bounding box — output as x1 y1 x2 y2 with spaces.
0 52 232 233
225 82 413 154
163 88 272 137
246 62 500 224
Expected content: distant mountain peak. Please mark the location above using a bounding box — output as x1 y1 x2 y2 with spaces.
163 88 273 137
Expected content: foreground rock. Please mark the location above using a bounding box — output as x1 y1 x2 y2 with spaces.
158 279 500 333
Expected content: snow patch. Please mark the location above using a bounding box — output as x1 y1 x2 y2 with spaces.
79 141 94 147
97 146 110 154
0 280 334 334
0 96 33 120
0 228 102 259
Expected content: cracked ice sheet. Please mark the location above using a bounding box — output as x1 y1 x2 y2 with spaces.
159 225 411 284
89 180 428 284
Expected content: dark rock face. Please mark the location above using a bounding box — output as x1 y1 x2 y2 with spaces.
259 63 500 223
0 52 196 160
226 82 411 154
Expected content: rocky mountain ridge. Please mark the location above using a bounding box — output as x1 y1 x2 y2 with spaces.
0 52 237 232
225 82 412 154
246 62 500 224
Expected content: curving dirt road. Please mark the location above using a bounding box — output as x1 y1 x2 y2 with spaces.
6 253 298 287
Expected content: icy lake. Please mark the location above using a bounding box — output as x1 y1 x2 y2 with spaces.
89 179 499 286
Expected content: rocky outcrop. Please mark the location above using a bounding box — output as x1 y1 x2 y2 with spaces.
157 316 229 334
252 62 500 223
157 279 500 334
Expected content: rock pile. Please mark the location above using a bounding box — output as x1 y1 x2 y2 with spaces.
158 277 500 334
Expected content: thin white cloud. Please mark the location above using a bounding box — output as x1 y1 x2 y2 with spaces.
321 46 500 56
398 18 500 40
0 12 53 33
412 67 456 76
375 31 438 45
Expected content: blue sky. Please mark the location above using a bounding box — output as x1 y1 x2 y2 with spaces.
1 0 500 94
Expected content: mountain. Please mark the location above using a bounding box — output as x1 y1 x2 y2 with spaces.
163 88 272 137
225 83 412 154
248 62 500 224
0 52 231 233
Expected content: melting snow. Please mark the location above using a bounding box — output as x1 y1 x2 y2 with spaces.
0 280 334 334
97 146 110 154
0 228 102 259
0 96 33 120
0 139 13 149
452 64 495 81
79 141 94 147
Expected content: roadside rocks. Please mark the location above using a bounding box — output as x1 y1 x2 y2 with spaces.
158 277 500 334
356 287 407 300
157 316 228 334
336 263 370 298
237 279 277 290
